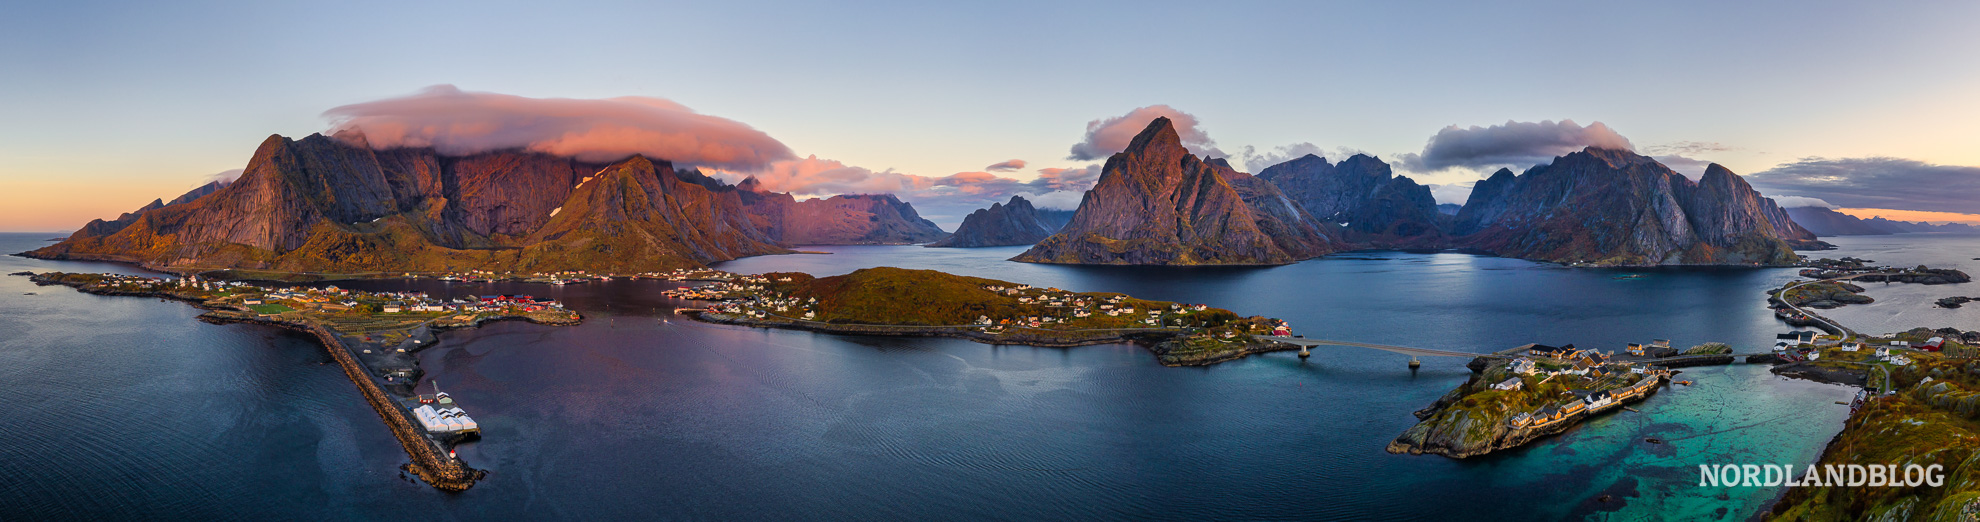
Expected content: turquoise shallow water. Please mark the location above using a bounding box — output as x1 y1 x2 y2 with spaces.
4 233 1969 519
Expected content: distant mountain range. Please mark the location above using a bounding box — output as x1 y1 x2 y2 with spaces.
1783 205 1980 236
927 195 1073 248
24 132 947 274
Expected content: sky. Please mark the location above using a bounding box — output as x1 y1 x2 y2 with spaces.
3 0 1978 231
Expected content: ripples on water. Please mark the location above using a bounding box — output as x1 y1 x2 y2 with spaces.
4 233 1971 519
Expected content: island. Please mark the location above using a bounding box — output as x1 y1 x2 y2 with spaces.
668 266 1295 366
24 271 581 491
1387 344 1673 458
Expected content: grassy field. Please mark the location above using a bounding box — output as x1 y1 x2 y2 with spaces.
247 303 295 314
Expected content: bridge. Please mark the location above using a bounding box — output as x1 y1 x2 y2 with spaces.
1252 336 1513 366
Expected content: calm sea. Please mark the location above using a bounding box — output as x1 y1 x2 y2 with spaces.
3 232 1973 520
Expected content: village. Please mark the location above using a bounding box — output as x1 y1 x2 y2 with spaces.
431 267 741 285
660 269 1281 337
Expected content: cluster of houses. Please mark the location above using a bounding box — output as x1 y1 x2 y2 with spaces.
1624 339 1673 357
662 274 775 302
1505 365 1669 431
667 274 1242 333
979 285 1214 328
1497 343 1674 431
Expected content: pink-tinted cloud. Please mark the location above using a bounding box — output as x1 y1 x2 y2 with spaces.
1398 119 1634 171
323 85 795 169
1032 165 1102 192
719 156 931 196
1067 105 1225 160
985 159 1027 172
208 168 244 184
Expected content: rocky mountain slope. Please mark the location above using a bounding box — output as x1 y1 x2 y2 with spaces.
1257 154 1447 244
1012 117 1341 265
1453 148 1825 266
927 195 1065 247
23 133 837 274
732 178 949 245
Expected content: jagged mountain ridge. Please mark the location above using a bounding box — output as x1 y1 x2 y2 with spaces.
25 132 954 273
731 178 949 245
1257 153 1448 245
1012 117 1342 265
927 195 1065 248
1453 148 1823 266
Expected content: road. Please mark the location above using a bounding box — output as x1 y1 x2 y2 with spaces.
1251 336 1511 358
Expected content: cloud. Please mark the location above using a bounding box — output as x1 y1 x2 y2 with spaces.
1067 105 1224 161
717 156 932 196
985 159 1027 172
1240 143 1325 173
1748 157 1980 215
1768 195 1836 209
1402 119 1634 172
707 157 1106 222
323 85 795 169
1031 165 1102 192
207 169 244 184
1027 190 1086 210
1429 182 1473 206
1239 143 1376 173
1651 154 1713 179
1644 141 1734 156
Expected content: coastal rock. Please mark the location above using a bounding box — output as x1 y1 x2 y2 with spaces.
1013 117 1342 265
1452 148 1824 266
927 195 1063 248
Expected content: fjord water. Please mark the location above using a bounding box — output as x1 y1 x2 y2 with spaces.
3 233 1972 520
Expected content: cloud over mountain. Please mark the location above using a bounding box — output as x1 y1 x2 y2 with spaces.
323 85 796 169
1067 105 1224 160
1749 157 1980 215
1399 119 1634 171
1768 195 1836 209
985 159 1027 172
1240 142 1325 173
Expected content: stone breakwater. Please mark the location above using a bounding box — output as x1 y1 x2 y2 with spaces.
27 272 582 492
204 314 485 491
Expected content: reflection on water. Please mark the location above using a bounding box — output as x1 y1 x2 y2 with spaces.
7 233 1971 519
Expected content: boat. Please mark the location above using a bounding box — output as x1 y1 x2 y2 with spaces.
1676 380 1693 386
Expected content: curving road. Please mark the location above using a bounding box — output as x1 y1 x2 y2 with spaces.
1775 273 1879 340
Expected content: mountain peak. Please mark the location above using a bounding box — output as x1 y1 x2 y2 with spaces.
1123 116 1181 155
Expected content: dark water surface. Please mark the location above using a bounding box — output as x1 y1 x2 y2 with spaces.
5 233 1971 520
